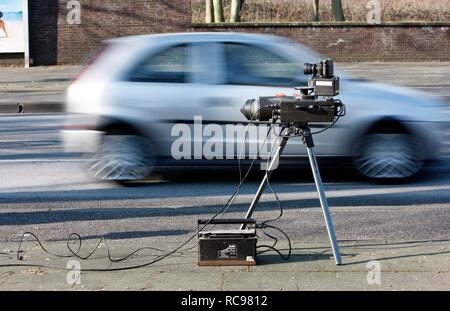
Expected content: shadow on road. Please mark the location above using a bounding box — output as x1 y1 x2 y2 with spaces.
256 240 450 266
257 253 335 265
74 230 191 241
0 187 449 226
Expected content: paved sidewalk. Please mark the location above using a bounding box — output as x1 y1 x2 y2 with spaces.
0 239 449 291
0 66 78 113
0 63 450 114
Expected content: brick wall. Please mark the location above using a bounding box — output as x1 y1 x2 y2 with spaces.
29 0 191 65
193 23 450 62
28 1 450 65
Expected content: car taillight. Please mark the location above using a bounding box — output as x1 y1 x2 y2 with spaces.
72 43 111 82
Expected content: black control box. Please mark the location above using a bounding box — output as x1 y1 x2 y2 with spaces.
198 219 257 266
312 76 340 97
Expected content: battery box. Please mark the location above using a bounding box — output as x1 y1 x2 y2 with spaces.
198 219 257 266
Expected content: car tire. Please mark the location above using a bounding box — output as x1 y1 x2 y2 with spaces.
352 133 425 179
86 133 156 183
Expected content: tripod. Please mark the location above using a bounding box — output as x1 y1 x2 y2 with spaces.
241 123 342 265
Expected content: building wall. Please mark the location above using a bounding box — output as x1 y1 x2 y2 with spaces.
28 1 450 65
193 23 450 62
29 0 191 65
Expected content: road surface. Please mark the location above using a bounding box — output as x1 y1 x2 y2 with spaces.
0 114 449 245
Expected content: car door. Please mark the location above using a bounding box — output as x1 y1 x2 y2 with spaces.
106 42 220 160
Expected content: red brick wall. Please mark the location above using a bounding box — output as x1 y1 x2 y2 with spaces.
30 0 191 65
193 23 450 62
28 1 450 65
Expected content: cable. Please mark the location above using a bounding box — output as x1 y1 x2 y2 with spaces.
257 228 280 255
10 185 254 271
65 233 180 263
237 107 271 184
256 245 290 260
310 101 346 135
220 123 286 227
254 130 291 260
2 109 277 272
257 225 292 260
2 100 344 271
17 232 73 260
252 102 345 259
9 172 256 271
216 124 273 220
11 217 209 272
258 127 285 226
221 99 344 261
222 125 291 261
214 110 279 222
15 231 187 260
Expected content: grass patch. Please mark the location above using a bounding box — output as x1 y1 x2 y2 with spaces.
192 0 450 23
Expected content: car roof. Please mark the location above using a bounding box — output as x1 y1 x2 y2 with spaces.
104 31 327 76
107 32 290 45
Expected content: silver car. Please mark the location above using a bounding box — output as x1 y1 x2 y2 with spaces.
63 32 449 182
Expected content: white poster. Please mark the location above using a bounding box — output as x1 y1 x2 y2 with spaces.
0 0 27 53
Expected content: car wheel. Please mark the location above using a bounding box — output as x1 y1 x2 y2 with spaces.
352 133 425 179
87 134 156 182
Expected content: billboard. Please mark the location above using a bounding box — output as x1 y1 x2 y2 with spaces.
0 0 27 53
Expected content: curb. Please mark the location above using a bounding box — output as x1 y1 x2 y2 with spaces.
0 102 64 114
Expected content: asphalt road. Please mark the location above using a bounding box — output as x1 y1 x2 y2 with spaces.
0 114 449 247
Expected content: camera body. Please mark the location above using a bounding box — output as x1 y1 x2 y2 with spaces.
241 59 343 124
304 59 340 97
245 96 338 124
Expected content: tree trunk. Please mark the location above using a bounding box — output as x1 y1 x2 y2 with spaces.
240 0 245 11
312 0 320 21
206 0 214 23
230 0 242 22
213 0 225 23
332 0 345 21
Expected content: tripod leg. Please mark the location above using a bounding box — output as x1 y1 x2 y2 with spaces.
304 132 342 265
241 135 290 230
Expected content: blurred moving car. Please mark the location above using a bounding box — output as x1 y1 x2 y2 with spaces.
63 33 449 182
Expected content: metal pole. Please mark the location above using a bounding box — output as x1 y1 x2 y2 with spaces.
241 125 342 265
23 0 30 68
305 135 342 265
241 135 289 230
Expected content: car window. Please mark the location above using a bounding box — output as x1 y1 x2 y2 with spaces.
129 45 192 83
223 43 305 87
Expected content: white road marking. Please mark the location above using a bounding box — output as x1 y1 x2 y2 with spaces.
0 159 88 163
